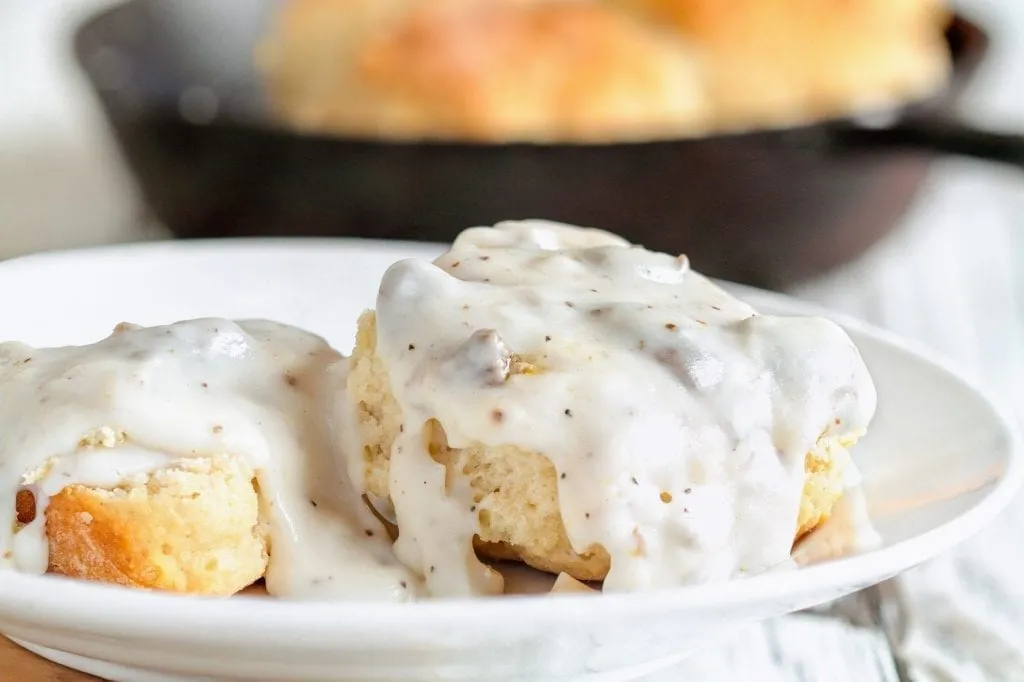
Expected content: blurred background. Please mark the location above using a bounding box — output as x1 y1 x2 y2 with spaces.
2 0 1022 377
2 0 1024 678
2 1 1022 282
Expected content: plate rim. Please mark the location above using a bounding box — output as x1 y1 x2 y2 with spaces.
0 237 1020 642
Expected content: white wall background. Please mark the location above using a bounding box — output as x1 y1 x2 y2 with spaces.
0 0 1021 260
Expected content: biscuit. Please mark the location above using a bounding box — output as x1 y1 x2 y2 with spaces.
258 0 950 141
17 454 267 596
349 311 854 582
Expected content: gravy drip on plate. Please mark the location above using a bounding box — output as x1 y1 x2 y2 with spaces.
371 220 877 597
0 319 418 600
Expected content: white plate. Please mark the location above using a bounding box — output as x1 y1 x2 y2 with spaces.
0 239 1020 682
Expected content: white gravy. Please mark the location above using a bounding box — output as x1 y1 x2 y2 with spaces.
370 220 877 597
0 319 419 600
0 222 878 601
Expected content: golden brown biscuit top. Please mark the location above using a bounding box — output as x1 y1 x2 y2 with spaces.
258 0 951 142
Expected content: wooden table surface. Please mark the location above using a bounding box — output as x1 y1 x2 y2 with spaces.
0 636 101 681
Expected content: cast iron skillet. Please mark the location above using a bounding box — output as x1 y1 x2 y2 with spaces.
74 0 1024 288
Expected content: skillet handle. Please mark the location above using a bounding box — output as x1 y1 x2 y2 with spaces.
831 118 1024 170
